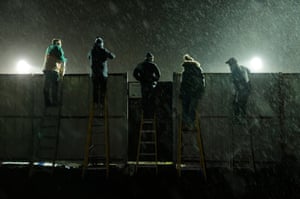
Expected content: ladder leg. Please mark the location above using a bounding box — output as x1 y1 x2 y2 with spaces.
104 95 110 178
177 114 182 177
82 103 95 178
135 112 144 174
195 112 207 181
153 114 158 175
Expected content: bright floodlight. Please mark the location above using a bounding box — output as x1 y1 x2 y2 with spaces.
16 60 31 74
250 57 263 72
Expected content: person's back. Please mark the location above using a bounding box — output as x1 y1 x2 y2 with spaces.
231 66 250 92
88 36 115 105
226 57 251 121
43 38 67 106
43 39 66 76
179 54 205 129
89 37 115 77
180 54 205 99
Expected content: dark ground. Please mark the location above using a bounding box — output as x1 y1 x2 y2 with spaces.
0 162 300 199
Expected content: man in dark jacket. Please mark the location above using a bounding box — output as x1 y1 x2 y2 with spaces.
226 57 251 122
133 52 161 118
88 36 115 106
180 54 205 129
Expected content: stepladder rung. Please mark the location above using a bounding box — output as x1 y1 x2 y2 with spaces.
40 135 57 140
39 145 56 150
88 155 106 161
41 125 59 129
141 130 155 133
141 141 155 144
140 153 156 156
136 113 158 171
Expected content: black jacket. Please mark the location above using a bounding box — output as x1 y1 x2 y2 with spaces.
133 60 161 84
89 45 115 77
180 60 205 98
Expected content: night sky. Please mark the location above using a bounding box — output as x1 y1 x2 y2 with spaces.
1 0 300 80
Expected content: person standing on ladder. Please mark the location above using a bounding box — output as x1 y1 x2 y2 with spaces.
180 54 205 130
225 57 251 124
43 38 67 107
88 36 116 107
133 52 161 118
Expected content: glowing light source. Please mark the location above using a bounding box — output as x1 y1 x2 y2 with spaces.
249 57 263 72
16 60 31 74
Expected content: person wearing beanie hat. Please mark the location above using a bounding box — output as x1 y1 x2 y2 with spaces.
133 52 161 118
225 57 251 124
180 54 205 130
88 36 116 106
146 52 154 59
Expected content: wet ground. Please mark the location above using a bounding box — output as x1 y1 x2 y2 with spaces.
0 163 300 199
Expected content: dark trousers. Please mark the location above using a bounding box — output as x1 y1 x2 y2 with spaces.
43 70 60 106
92 74 107 105
181 95 199 128
233 90 250 117
141 83 157 118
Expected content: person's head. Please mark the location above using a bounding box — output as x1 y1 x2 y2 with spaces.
52 38 62 46
182 54 201 68
225 57 238 66
183 54 194 61
95 36 104 48
225 57 239 72
145 52 154 62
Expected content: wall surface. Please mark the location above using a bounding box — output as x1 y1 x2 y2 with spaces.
0 73 128 163
0 73 299 169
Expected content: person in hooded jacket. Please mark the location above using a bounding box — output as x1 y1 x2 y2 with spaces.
88 36 115 106
43 38 67 107
133 52 161 118
180 54 205 129
225 57 251 122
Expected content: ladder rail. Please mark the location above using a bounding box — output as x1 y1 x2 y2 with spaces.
104 96 110 178
29 81 64 177
195 112 207 180
82 95 110 179
177 109 207 180
82 103 95 178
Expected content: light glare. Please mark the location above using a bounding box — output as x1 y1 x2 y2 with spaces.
250 57 263 72
16 60 31 74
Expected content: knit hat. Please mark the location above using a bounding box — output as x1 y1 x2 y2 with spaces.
184 54 194 61
95 36 103 44
225 57 237 65
146 52 154 58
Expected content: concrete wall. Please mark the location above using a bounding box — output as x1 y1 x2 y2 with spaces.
0 73 128 163
1 72 299 169
173 73 300 168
